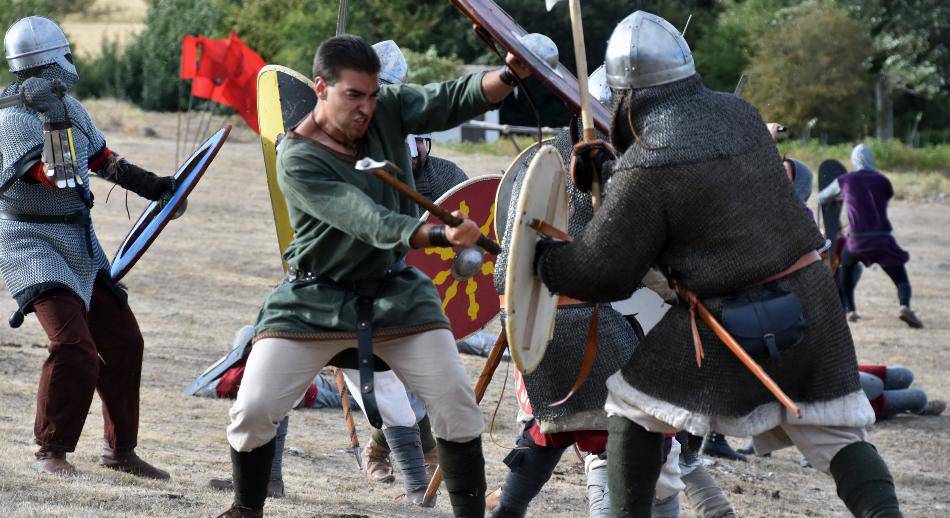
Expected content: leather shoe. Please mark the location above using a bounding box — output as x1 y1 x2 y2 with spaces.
33 449 78 476
209 477 286 498
101 445 170 480
216 505 263 518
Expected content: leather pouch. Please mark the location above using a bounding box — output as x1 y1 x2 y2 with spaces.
721 285 805 366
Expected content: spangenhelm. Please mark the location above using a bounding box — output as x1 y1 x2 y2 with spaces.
4 16 77 77
372 40 408 85
604 11 694 90
588 64 611 105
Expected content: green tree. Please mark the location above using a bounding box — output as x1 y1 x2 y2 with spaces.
836 0 950 139
404 47 462 85
744 3 872 140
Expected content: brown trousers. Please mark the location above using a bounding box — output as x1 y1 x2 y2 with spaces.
31 277 144 452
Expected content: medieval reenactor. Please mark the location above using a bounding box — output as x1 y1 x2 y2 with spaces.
217 35 530 518
531 11 901 517
490 62 735 517
0 16 177 478
817 144 923 328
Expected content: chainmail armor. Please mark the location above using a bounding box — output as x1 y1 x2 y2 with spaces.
495 129 636 428
537 75 861 420
414 156 468 202
0 78 110 310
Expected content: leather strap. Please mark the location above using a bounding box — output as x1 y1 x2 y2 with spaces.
529 218 572 241
549 303 600 407
679 250 820 368
0 209 89 225
498 294 585 308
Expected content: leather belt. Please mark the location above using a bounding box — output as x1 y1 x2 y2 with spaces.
0 209 89 225
286 260 409 429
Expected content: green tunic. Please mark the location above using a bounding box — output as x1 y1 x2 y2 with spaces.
255 72 495 341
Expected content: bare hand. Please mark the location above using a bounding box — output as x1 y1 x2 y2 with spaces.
446 211 481 248
505 52 531 79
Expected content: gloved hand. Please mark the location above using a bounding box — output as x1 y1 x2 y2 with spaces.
570 139 615 193
159 186 187 220
533 236 565 276
20 77 67 123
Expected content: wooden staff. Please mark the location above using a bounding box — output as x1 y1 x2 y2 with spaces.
565 0 602 210
334 368 364 467
421 331 509 506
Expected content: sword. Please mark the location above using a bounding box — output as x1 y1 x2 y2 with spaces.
422 330 509 506
334 368 363 468
354 158 502 255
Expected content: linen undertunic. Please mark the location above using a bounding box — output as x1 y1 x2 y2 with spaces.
254 72 495 342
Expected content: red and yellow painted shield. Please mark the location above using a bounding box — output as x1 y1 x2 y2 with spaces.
407 175 502 340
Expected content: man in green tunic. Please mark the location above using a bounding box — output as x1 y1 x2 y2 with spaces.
217 35 529 518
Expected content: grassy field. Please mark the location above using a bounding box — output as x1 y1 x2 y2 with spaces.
60 0 148 57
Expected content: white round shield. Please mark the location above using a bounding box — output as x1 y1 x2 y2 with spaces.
503 145 569 373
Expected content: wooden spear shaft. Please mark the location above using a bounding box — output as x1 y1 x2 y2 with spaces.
421 330 509 506
334 368 364 467
566 0 602 210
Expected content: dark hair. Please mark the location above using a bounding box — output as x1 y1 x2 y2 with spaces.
312 35 381 84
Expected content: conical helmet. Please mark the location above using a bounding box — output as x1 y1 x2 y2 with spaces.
4 16 77 77
605 11 694 90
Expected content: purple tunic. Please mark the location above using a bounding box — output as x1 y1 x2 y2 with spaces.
839 169 909 266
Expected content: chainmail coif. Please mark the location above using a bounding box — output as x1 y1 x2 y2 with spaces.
537 75 862 421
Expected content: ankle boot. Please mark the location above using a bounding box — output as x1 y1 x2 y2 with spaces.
702 432 746 462
33 448 77 476
829 441 902 517
221 438 276 515
361 437 394 483
100 444 170 480
438 437 487 518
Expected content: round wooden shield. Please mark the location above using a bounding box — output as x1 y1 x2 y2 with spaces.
110 125 231 282
256 65 317 269
504 145 568 373
406 175 502 341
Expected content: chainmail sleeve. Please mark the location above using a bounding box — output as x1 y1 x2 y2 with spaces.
537 167 666 302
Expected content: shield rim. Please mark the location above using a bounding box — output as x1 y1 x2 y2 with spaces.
451 0 610 133
110 124 231 282
503 144 568 373
411 174 502 341
493 138 553 238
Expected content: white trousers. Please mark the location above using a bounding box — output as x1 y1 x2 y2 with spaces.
340 368 424 428
227 329 483 451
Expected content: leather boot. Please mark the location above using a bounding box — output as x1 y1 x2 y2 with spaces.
33 448 77 476
216 505 263 518
361 438 394 483
100 444 170 480
208 477 286 498
220 438 276 516
701 432 747 462
424 447 439 480
899 306 923 328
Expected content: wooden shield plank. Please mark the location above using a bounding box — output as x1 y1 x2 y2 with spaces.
110 125 231 282
504 145 568 373
451 0 610 133
407 175 502 340
256 65 317 269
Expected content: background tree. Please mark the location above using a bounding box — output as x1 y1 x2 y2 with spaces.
836 0 950 140
743 3 872 141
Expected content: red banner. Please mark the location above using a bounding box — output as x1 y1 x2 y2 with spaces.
180 32 265 133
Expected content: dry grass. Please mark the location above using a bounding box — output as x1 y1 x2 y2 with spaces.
61 0 149 57
0 108 947 517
